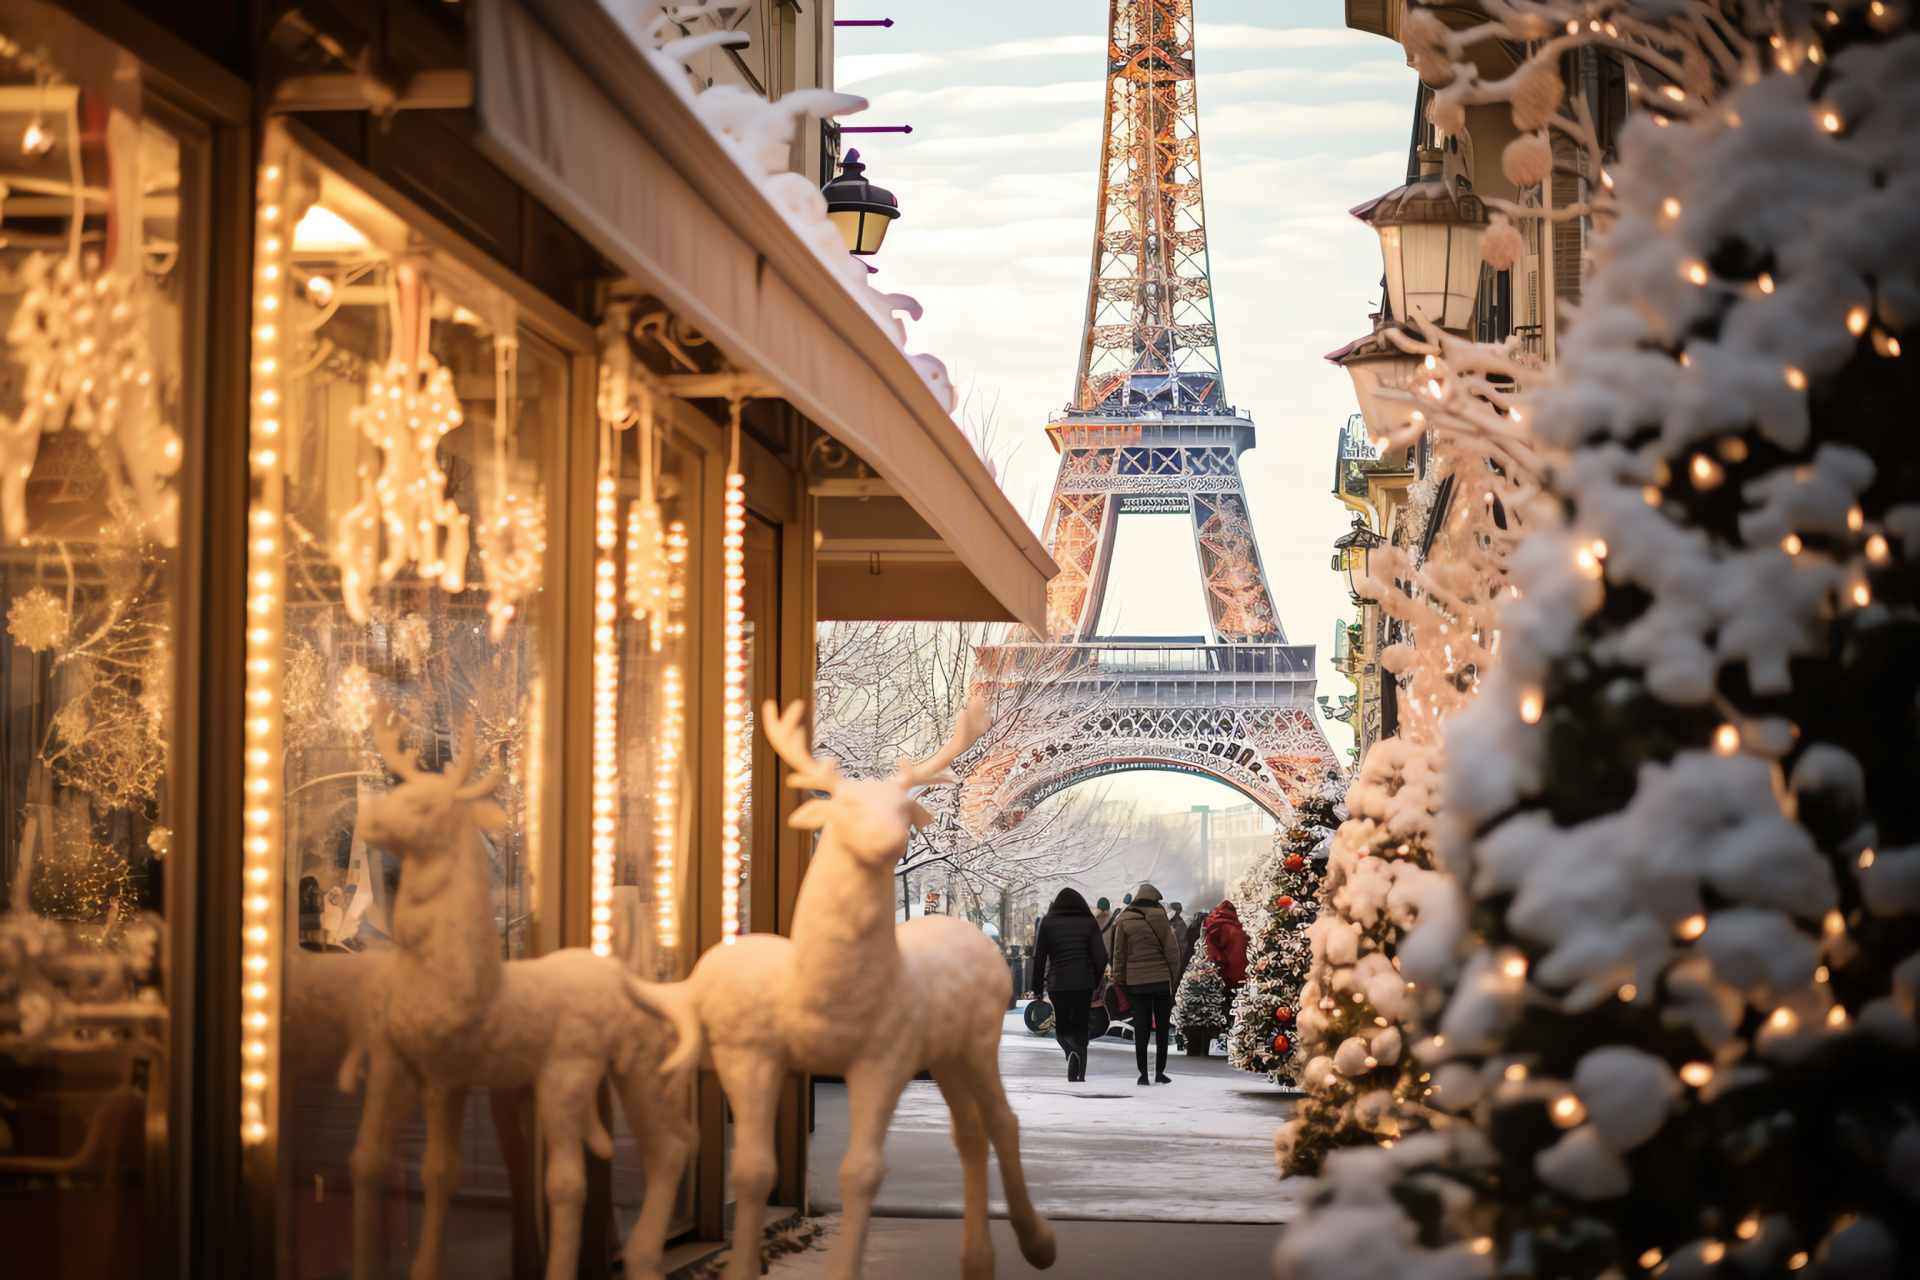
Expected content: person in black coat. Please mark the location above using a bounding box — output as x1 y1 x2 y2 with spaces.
1028 887 1108 1081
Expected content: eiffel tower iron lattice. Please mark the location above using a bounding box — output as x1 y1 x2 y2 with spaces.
964 0 1340 835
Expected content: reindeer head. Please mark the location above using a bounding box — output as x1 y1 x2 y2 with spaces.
765 697 989 868
354 703 509 864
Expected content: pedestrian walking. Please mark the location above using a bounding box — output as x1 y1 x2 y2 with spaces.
1097 895 1121 958
1166 901 1189 975
1028 887 1108 1081
1181 903 1206 973
1109 881 1183 1086
1204 899 1249 990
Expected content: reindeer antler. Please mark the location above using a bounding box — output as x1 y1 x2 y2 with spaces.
449 716 503 800
894 695 990 788
370 702 421 780
762 699 840 793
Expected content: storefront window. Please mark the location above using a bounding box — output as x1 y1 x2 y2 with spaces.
0 8 188 1273
255 139 565 1276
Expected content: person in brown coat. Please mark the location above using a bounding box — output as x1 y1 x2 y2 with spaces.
1109 881 1183 1085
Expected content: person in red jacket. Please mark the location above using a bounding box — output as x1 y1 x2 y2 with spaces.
1203 900 1249 990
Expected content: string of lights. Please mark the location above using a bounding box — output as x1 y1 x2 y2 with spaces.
720 401 747 944
239 142 291 1147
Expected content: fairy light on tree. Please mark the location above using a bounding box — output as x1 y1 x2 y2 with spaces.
239 144 292 1148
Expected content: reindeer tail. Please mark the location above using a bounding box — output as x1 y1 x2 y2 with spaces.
624 976 705 1080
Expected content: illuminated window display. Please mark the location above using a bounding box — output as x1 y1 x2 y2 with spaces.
252 136 569 1273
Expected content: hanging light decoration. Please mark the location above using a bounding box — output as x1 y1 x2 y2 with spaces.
590 418 621 957
720 400 749 944
240 146 292 1148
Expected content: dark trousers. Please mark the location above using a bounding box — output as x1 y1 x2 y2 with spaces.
1051 987 1093 1067
1128 986 1174 1076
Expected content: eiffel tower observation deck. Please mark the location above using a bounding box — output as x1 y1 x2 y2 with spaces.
965 0 1339 831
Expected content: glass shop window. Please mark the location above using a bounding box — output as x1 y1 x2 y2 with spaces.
258 145 565 1277
0 8 191 1274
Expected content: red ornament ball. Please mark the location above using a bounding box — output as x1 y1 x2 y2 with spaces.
1275 1006 1293 1026
1272 1033 1291 1055
1284 854 1305 871
1276 895 1294 912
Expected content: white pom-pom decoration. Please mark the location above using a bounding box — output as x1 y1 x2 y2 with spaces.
1502 131 1553 188
1482 215 1525 271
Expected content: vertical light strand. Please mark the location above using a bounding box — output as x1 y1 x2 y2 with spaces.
240 146 291 1147
655 519 688 953
590 416 621 957
720 400 747 944
654 661 682 953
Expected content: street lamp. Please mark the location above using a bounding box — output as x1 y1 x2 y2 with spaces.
1333 515 1386 603
1350 148 1488 333
822 149 901 255
1327 327 1424 444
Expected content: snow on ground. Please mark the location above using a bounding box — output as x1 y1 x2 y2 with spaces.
810 1008 1309 1224
766 1215 1287 1279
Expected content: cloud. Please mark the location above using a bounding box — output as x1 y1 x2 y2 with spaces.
1195 22 1382 51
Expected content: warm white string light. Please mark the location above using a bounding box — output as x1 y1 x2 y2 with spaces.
720 401 747 944
240 146 291 1147
654 661 683 952
591 418 621 957
655 519 688 954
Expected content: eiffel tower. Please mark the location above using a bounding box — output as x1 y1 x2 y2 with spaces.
965 0 1339 833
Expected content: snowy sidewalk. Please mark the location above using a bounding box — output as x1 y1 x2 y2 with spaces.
809 1008 1308 1224
766 1216 1283 1278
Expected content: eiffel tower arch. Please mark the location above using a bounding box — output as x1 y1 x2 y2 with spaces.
964 0 1339 834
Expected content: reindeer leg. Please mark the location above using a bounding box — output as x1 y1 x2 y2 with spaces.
716 1049 785 1280
972 1065 1055 1269
538 1058 604 1280
614 1064 695 1280
350 1047 416 1280
827 1058 913 1280
411 1082 470 1280
934 1068 994 1280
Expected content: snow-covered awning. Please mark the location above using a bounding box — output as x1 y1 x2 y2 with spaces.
471 0 1056 631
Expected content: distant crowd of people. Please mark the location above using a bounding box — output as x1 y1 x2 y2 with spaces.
1026 885 1247 1086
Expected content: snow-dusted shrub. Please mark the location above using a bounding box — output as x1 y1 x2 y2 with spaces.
1173 953 1231 1050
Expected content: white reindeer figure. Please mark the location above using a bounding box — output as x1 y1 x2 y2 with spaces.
347 706 694 1280
628 699 1055 1280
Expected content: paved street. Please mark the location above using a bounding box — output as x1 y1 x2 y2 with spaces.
808 1007 1307 1224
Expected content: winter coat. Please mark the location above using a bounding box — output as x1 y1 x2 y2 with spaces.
1205 900 1249 986
1030 891 1108 996
1181 910 1204 971
1110 886 1182 988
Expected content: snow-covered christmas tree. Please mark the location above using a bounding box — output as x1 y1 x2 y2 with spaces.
1278 742 1454 1175
1173 952 1230 1052
1282 8 1920 1278
1228 794 1339 1084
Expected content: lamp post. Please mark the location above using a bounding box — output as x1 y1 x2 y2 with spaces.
1333 515 1386 603
1328 328 1425 444
1349 148 1488 334
822 148 901 256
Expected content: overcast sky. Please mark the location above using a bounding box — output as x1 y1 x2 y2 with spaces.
833 1 1418 814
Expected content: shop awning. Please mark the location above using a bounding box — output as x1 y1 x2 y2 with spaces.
470 0 1057 632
